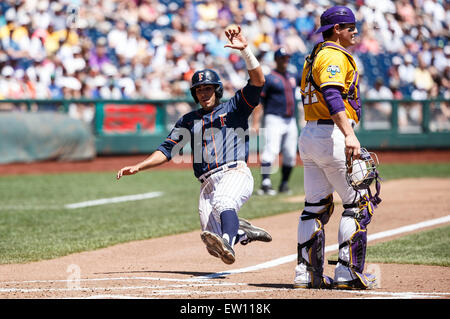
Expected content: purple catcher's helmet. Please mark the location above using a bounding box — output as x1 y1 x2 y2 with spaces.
315 6 356 34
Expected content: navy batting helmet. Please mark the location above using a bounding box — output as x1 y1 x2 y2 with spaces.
190 69 224 103
274 47 290 60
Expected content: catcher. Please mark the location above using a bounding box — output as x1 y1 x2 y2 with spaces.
294 6 382 289
117 25 272 265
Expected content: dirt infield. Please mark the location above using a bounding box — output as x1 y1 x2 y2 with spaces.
0 151 449 299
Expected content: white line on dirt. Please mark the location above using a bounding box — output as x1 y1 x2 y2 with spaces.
1 215 449 299
341 290 450 299
0 281 246 294
82 294 149 299
3 280 449 299
80 288 284 298
64 192 163 209
199 215 450 279
1 276 210 285
76 290 450 299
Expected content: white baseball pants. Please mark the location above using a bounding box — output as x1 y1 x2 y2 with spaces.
198 161 253 236
261 114 298 168
296 120 366 283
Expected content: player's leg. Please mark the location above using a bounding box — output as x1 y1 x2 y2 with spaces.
279 118 298 193
199 179 221 235
323 167 376 288
321 127 376 289
332 194 376 289
212 166 253 243
294 158 334 289
294 122 338 288
200 165 253 264
199 172 238 264
258 114 283 195
199 179 225 260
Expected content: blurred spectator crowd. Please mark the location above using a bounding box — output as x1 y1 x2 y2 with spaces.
0 0 448 125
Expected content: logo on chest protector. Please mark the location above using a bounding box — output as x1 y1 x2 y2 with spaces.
327 65 341 77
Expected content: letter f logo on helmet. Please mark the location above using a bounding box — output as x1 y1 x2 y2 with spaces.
190 69 224 103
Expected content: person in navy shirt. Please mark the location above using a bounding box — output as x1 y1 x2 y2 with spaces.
253 47 300 195
117 25 272 265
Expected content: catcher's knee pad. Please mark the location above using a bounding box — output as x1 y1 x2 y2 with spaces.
302 193 334 225
296 194 334 288
333 195 375 288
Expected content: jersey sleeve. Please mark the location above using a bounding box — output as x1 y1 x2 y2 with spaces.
233 80 264 117
260 75 271 104
315 51 349 90
157 116 189 161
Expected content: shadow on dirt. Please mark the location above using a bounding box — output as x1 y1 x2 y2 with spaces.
94 269 224 278
249 283 293 289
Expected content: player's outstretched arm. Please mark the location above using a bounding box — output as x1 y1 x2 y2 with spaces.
116 150 168 180
224 25 265 87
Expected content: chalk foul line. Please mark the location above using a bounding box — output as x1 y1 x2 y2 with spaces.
1 215 449 299
200 214 450 279
64 192 164 209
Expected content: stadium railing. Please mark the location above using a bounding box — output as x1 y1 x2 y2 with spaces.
0 97 448 154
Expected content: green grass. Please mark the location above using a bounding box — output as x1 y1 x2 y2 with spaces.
376 162 450 180
0 162 449 264
328 225 450 267
366 225 450 267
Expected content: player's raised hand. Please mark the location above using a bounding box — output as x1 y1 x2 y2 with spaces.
116 165 140 180
224 25 248 51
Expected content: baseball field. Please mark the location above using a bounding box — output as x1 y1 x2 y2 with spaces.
0 150 449 301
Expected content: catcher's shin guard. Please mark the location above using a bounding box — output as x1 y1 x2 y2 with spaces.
332 195 376 289
294 194 334 289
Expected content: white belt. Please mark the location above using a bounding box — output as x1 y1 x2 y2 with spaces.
198 161 246 183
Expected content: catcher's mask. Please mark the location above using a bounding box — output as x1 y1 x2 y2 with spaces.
346 148 379 190
190 69 224 103
346 148 382 206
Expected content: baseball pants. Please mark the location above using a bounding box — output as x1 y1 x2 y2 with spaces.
261 114 298 169
198 161 253 238
297 120 367 283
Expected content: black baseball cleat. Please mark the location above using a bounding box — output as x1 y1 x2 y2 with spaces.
238 218 272 245
278 182 292 194
201 231 235 265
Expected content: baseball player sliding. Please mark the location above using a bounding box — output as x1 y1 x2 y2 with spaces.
294 6 382 289
117 25 272 265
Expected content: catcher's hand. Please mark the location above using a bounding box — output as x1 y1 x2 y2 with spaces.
224 25 248 51
345 134 361 162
